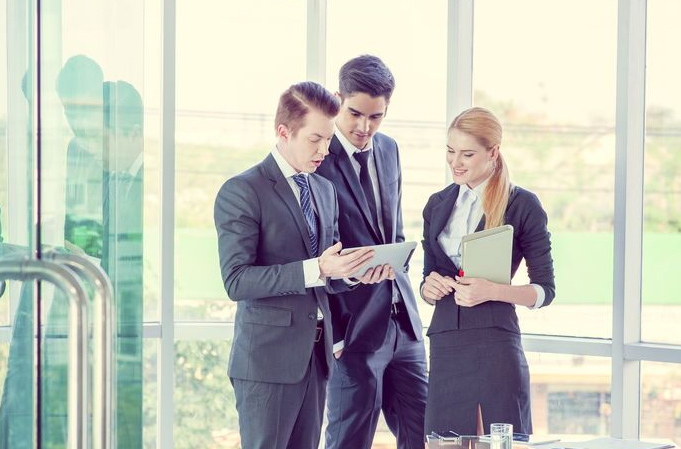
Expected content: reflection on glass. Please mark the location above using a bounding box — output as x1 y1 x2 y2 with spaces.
474 0 617 338
0 283 35 448
104 79 145 449
642 0 681 346
640 362 681 446
526 353 611 436
0 344 8 401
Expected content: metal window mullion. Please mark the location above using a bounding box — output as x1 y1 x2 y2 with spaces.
624 343 681 365
445 0 473 184
158 0 176 447
306 0 326 84
611 0 647 439
522 335 612 358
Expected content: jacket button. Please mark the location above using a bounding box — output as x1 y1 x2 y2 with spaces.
308 313 316 320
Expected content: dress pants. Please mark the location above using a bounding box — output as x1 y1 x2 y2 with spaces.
325 311 428 449
232 336 326 449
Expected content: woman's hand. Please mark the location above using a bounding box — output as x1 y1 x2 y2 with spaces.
421 271 458 303
453 275 499 307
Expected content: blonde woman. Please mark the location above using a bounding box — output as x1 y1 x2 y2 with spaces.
420 107 555 436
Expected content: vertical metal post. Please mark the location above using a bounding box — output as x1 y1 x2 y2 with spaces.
611 0 647 439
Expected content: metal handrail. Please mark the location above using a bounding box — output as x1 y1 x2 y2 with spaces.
45 252 114 449
0 259 89 449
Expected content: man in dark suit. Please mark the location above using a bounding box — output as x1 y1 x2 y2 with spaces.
316 55 428 449
214 81 392 449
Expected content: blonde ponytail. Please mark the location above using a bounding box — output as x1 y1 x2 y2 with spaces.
449 107 510 229
483 153 510 229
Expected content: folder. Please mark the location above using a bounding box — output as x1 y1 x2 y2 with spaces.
460 224 513 284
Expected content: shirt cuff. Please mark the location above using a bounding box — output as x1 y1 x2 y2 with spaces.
333 340 345 353
526 284 545 310
419 282 435 305
303 258 326 288
343 277 360 286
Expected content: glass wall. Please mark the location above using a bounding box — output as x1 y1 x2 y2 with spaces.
473 0 618 339
174 0 306 322
326 0 447 326
640 362 681 446
641 0 681 346
4 1 680 447
527 353 611 436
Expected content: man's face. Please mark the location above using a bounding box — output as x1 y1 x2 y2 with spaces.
279 109 335 173
335 92 387 150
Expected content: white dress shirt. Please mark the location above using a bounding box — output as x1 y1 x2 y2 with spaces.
270 147 325 289
437 176 545 310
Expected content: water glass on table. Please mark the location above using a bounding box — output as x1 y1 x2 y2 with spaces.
490 423 513 449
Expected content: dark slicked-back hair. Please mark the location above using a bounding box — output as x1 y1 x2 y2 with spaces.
275 81 340 136
338 55 395 101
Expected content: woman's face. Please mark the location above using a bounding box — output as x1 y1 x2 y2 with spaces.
446 128 498 189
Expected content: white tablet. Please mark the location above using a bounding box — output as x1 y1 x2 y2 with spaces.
332 241 418 279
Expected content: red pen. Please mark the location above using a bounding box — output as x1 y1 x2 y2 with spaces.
458 269 464 277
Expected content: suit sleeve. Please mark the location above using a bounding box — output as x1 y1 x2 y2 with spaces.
325 184 352 295
518 192 556 307
214 177 307 301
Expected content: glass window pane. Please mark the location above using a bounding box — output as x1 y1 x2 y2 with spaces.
326 0 447 327
142 0 162 323
642 0 681 345
175 0 306 320
527 352 611 436
174 338 237 448
0 0 6 326
143 339 158 449
473 0 617 338
640 362 681 446
0 343 7 400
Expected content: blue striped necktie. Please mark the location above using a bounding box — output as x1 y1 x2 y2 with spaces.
293 173 319 256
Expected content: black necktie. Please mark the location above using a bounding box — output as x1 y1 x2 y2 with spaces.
353 150 381 235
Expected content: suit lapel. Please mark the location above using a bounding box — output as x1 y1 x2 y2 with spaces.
263 155 314 258
330 136 383 242
372 140 392 243
430 185 460 266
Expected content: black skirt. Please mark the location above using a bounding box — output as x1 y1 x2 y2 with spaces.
425 327 532 436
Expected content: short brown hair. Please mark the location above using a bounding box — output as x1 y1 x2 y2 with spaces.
275 81 340 136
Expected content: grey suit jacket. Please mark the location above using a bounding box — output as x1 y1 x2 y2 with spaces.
214 153 346 384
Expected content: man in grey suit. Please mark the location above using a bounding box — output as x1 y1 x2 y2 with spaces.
214 81 393 449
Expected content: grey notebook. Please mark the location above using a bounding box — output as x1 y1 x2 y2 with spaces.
460 224 513 284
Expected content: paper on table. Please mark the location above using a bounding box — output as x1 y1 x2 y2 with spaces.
554 437 674 449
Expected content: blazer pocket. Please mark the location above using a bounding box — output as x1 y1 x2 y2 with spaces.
243 305 292 327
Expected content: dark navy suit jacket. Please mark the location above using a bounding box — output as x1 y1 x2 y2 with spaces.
422 183 555 336
315 133 423 352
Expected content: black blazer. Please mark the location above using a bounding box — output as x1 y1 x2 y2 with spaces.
315 133 423 352
422 183 555 336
